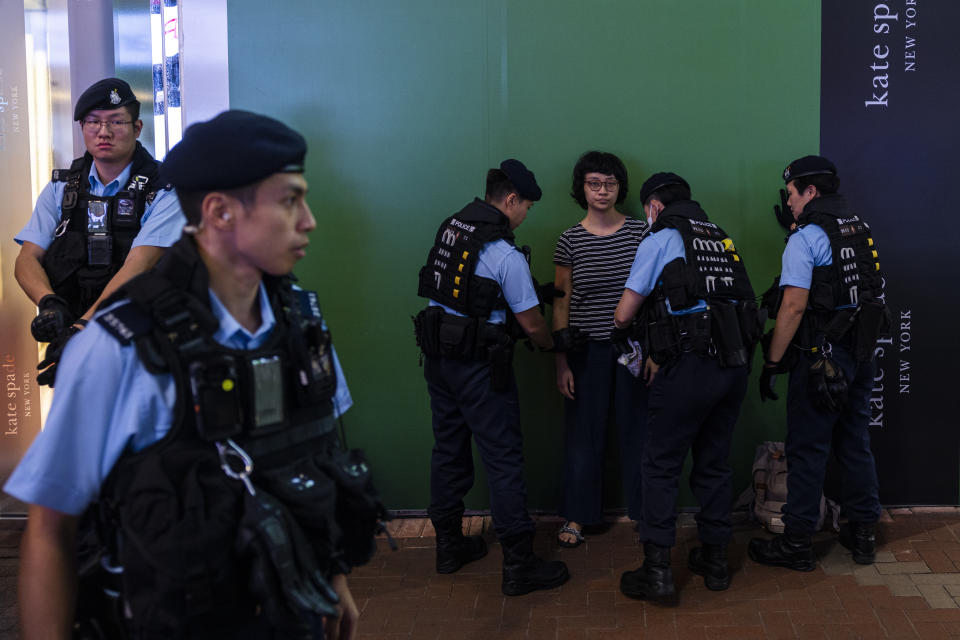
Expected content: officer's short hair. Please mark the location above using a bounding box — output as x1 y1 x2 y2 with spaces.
123 102 141 121
570 151 629 210
790 173 840 196
485 169 521 203
176 184 259 226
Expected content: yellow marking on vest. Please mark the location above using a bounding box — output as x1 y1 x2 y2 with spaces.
872 250 878 258
462 250 469 259
458 263 465 272
454 276 461 285
453 289 460 298
868 237 874 246
222 379 235 392
722 238 735 252
875 263 880 271
733 254 740 262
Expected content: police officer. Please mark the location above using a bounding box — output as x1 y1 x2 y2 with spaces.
612 173 757 599
6 110 374 639
415 159 571 596
749 156 883 570
14 77 184 386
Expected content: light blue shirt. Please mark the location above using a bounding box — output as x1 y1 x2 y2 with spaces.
15 160 184 250
429 239 540 324
624 228 707 315
4 284 353 515
780 223 833 290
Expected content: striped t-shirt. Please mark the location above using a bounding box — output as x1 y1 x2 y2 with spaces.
553 217 648 341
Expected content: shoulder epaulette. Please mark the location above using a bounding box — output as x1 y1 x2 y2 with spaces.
96 301 154 346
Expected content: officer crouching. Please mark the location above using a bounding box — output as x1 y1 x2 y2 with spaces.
612 173 759 599
749 155 885 571
5 110 384 638
415 159 577 596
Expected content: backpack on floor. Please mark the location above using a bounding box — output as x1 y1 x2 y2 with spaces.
741 441 838 533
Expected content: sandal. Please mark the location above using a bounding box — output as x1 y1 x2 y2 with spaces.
557 522 585 548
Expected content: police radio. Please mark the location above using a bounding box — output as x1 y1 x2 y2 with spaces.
301 322 337 403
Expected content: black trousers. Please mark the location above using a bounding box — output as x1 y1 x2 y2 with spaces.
782 342 881 535
560 341 648 524
639 352 747 547
424 355 535 539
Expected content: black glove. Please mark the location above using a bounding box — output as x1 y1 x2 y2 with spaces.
550 327 586 353
808 356 849 414
759 358 791 402
610 325 633 356
773 188 794 233
30 294 74 342
36 324 82 387
236 489 340 634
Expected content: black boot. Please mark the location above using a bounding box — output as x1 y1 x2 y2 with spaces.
432 513 487 574
838 521 876 565
688 543 730 591
748 529 816 572
500 532 569 596
620 543 676 600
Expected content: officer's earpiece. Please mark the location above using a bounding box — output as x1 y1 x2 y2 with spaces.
221 212 231 221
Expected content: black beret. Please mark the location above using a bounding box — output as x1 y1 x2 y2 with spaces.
74 78 139 120
500 158 542 202
159 110 307 191
639 172 690 205
783 155 837 183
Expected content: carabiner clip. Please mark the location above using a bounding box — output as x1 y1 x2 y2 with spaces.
216 438 256 496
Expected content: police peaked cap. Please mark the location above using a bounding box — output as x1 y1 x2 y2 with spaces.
159 110 307 191
782 155 837 183
639 172 690 205
500 159 542 202
74 78 139 120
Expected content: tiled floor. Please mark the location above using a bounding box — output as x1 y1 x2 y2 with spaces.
351 509 960 639
6 509 960 638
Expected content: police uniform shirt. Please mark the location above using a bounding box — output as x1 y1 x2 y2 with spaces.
14 162 184 250
780 224 833 289
428 238 540 323
624 227 707 314
4 284 353 516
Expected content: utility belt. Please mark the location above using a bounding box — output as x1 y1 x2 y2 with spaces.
794 298 889 363
644 299 761 369
414 306 515 390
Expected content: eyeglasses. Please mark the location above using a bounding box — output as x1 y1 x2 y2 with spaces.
81 118 133 133
584 179 619 192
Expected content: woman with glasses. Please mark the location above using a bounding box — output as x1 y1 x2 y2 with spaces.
552 151 649 547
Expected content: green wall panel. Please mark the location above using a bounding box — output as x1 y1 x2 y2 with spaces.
227 1 820 511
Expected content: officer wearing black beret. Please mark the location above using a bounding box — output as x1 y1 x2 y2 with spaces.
749 155 884 571
14 77 184 386
415 159 573 596
613 172 759 599
8 110 382 638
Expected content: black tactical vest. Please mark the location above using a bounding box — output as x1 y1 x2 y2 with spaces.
42 142 164 318
789 194 888 360
795 194 884 313
640 201 760 367
417 198 515 317
93 237 384 638
649 200 755 309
